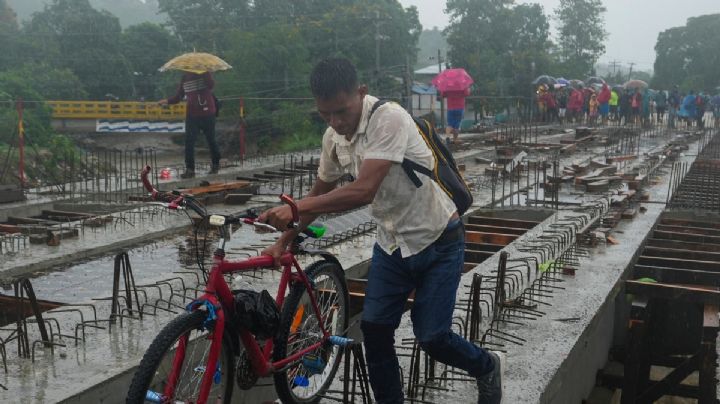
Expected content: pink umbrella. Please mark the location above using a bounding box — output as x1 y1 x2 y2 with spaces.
432 68 474 93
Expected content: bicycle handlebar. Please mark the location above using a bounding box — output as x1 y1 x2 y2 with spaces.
140 165 300 229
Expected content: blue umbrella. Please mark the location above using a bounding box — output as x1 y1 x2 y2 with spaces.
556 78 570 86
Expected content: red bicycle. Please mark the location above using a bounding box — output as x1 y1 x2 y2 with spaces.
126 166 350 404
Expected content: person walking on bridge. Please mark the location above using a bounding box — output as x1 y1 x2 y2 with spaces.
259 58 504 404
158 71 221 178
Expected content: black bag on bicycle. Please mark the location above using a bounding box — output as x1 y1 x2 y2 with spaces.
233 289 280 340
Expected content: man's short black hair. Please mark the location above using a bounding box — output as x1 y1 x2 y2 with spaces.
310 58 358 100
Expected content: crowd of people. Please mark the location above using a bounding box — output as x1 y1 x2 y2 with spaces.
536 83 720 129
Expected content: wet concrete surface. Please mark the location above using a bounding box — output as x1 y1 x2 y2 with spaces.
0 208 376 403
0 126 708 403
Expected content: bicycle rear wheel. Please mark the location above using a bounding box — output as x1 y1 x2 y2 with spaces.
273 260 349 403
126 310 235 404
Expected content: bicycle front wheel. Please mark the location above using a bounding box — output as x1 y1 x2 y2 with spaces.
273 260 349 403
126 310 235 404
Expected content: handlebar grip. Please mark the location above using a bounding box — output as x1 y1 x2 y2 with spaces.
140 165 156 196
279 194 299 228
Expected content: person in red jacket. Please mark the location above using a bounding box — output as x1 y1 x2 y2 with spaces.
442 88 470 144
540 89 561 124
567 88 584 124
597 84 611 126
159 71 221 178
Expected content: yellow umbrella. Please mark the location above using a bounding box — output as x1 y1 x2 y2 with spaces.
159 52 232 74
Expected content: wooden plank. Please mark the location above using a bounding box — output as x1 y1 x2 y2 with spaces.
660 218 720 231
622 207 638 220
466 216 539 229
465 231 517 246
606 155 639 164
638 256 720 272
178 181 251 196
625 280 720 304
0 224 21 233
643 246 720 263
656 224 720 238
653 230 720 245
465 242 504 252
634 265 720 286
587 180 610 193
646 238 720 253
464 224 527 235
7 216 60 225
41 209 94 219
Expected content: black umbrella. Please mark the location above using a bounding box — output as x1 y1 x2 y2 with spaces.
586 76 606 86
532 75 556 86
569 79 585 89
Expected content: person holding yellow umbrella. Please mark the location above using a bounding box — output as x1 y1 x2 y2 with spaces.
157 52 231 178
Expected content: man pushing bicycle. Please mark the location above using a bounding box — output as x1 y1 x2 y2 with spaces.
259 58 504 404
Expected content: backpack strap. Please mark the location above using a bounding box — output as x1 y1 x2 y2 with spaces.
369 99 431 189
401 159 431 187
370 99 388 116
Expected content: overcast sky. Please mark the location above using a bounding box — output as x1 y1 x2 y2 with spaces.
399 0 719 71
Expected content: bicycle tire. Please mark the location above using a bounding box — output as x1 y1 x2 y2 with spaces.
273 260 349 403
126 310 235 404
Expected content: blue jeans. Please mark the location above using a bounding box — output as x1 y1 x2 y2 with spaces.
361 219 493 404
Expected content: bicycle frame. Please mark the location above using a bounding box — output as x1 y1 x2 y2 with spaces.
139 165 334 403
171 247 332 403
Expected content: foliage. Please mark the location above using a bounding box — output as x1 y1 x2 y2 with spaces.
121 22 182 100
554 0 608 78
0 69 54 145
653 14 720 92
6 0 164 27
157 0 252 50
445 0 553 96
25 0 132 99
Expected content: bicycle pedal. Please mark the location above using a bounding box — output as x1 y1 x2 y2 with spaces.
301 354 326 376
328 335 354 347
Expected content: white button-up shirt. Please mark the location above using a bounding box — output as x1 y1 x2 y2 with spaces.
317 95 457 257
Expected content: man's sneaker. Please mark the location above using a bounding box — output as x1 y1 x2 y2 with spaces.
477 350 504 404
180 169 195 179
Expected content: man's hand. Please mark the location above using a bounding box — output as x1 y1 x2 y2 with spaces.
258 205 294 230
157 99 168 106
262 239 288 267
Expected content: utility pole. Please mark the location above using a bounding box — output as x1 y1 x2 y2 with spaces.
609 60 621 76
627 62 636 81
437 49 445 129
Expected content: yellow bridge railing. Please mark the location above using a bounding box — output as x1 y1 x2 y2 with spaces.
47 101 186 120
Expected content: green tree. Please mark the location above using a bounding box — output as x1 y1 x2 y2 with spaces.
157 0 251 50
25 0 132 99
445 0 552 96
121 22 182 100
653 14 720 91
554 0 607 78
0 0 19 70
0 70 54 145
